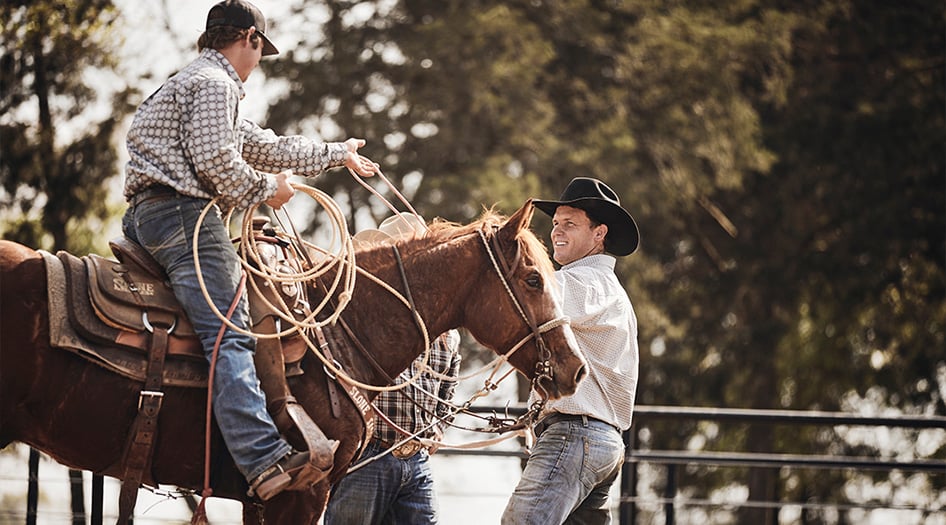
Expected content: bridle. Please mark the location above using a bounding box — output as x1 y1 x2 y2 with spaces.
476 224 571 428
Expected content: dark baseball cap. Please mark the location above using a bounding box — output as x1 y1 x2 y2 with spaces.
206 0 278 56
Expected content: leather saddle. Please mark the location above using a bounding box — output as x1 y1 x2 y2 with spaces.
48 222 349 517
54 224 310 380
57 237 203 362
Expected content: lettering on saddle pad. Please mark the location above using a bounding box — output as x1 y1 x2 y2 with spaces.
54 231 314 375
55 250 202 360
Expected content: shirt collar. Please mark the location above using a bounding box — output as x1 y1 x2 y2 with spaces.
560 253 616 272
200 48 246 100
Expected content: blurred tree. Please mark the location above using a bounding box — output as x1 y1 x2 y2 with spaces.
0 0 135 253
263 1 560 230
0 1 138 521
262 0 944 521
627 0 945 521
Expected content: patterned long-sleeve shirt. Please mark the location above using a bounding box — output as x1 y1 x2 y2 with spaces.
124 48 349 210
373 330 462 444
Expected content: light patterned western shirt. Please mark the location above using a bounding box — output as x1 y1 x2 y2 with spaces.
124 48 349 210
540 254 639 431
373 330 462 444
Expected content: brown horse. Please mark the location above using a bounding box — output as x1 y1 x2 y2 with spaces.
0 201 586 523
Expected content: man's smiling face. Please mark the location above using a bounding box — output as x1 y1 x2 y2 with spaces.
550 205 607 266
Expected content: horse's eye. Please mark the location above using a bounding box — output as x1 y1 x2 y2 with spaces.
525 273 542 289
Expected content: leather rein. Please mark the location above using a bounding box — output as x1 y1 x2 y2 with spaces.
342 224 572 472
475 224 570 429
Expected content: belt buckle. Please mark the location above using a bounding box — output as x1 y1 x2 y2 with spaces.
392 440 424 459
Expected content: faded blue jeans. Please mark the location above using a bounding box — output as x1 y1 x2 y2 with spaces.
121 195 291 482
324 441 439 524
502 417 625 525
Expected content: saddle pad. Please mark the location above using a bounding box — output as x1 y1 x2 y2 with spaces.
43 250 209 388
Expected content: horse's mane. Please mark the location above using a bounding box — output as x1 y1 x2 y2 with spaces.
351 207 555 280
423 208 556 280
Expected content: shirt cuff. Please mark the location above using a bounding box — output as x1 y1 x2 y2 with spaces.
260 172 279 201
327 142 349 167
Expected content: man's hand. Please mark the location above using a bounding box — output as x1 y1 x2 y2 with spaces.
343 138 380 178
265 170 295 209
427 427 444 455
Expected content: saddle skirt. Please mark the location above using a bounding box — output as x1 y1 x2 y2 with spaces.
43 227 310 388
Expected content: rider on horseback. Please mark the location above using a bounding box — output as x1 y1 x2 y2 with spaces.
121 0 379 501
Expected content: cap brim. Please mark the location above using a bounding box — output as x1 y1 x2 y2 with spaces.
352 229 392 248
259 33 278 56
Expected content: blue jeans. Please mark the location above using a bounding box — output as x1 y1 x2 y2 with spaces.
324 441 439 524
121 196 290 481
502 417 625 525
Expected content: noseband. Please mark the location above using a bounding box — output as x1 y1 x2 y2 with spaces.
477 225 570 409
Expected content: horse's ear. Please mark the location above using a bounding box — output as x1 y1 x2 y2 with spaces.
499 199 535 242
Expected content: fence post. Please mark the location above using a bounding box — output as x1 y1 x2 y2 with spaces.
664 463 676 525
621 427 636 525
91 474 104 525
70 469 85 525
27 448 39 525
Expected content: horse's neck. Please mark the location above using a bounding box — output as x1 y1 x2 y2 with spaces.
341 236 477 385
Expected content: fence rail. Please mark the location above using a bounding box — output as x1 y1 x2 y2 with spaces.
459 404 946 524
17 405 946 524
621 405 946 525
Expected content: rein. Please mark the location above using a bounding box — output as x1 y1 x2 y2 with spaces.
473 225 568 429
339 216 574 468
349 222 572 440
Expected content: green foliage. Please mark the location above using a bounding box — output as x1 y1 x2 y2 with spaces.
261 0 944 519
0 0 134 253
1 0 941 519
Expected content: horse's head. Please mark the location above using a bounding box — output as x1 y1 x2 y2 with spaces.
464 200 587 399
327 202 586 400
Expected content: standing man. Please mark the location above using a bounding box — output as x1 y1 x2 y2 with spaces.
502 177 641 524
121 0 379 501
324 214 462 525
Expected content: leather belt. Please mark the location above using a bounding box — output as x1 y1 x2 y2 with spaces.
533 413 618 438
130 184 180 207
376 438 426 460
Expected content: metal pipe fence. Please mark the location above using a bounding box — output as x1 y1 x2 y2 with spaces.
454 404 946 524
14 405 946 524
621 406 946 525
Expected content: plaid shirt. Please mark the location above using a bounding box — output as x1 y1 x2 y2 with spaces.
372 330 461 444
124 48 348 210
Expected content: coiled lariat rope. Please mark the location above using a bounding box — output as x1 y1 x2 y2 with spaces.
191 185 352 340
191 169 555 457
192 183 436 393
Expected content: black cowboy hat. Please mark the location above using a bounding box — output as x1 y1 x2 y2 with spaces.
534 177 640 256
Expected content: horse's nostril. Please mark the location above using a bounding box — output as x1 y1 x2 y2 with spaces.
575 364 587 385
